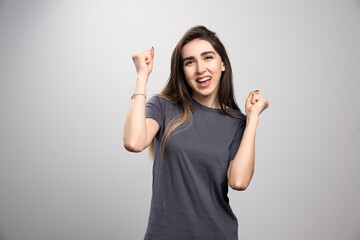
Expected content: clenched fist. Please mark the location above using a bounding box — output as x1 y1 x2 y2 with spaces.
245 90 269 118
132 47 154 78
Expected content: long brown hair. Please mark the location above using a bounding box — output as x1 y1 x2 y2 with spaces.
149 25 244 158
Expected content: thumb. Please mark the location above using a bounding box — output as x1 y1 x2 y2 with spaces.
148 47 154 69
150 47 154 59
246 92 252 107
251 94 258 104
251 90 259 104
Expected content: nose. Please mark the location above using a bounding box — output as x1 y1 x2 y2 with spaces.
196 61 206 74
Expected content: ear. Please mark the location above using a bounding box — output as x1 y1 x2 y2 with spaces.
222 62 226 72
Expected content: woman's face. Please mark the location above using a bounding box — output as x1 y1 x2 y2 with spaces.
181 39 225 103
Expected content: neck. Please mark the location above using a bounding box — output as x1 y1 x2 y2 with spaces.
192 94 221 109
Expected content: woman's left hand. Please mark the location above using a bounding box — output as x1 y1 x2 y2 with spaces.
245 90 269 118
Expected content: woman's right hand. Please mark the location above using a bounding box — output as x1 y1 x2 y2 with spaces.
131 47 154 78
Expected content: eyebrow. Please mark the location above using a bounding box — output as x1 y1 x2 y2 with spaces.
182 51 216 62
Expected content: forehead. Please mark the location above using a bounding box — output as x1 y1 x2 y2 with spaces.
181 39 216 58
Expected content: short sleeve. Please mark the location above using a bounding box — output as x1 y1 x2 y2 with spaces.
145 96 164 129
229 118 246 161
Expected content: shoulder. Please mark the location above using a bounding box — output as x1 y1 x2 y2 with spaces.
146 95 169 107
147 95 172 105
226 107 247 121
146 95 183 117
147 95 181 109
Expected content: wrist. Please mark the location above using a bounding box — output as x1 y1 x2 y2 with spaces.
135 76 147 95
137 74 149 82
246 113 259 125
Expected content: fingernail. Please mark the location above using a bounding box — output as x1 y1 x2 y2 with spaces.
151 46 154 50
254 90 259 93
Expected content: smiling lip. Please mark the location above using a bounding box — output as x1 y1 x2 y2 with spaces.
196 76 211 87
196 76 212 83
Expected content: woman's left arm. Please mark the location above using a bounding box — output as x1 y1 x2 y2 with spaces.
227 91 269 191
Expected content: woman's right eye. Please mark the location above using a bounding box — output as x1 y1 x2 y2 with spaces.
185 61 194 66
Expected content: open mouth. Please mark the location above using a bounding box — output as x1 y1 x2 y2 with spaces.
196 76 211 83
196 76 211 87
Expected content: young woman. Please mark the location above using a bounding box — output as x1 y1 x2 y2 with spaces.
124 26 269 240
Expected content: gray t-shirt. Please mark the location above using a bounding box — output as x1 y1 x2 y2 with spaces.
144 96 246 240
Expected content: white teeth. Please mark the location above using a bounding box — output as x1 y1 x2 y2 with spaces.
197 77 211 82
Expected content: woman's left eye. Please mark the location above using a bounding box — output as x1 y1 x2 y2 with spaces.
205 56 213 60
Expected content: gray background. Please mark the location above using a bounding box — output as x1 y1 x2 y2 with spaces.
0 0 359 239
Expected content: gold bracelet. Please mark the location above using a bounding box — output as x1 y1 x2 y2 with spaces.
131 93 146 99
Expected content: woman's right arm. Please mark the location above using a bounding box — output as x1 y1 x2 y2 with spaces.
123 47 160 152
